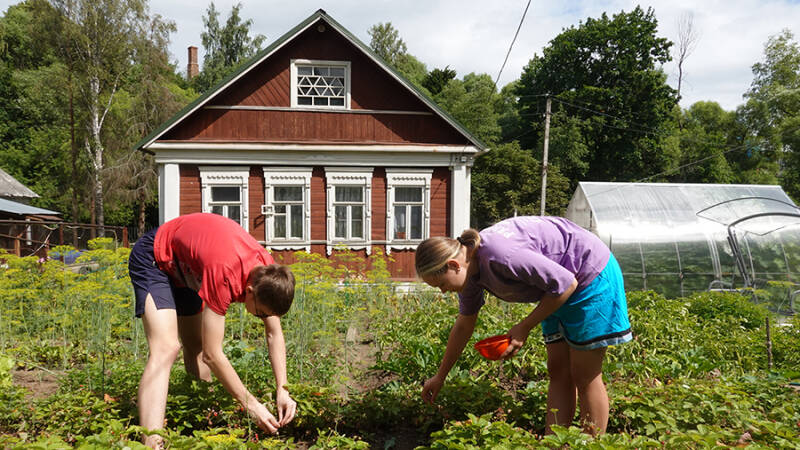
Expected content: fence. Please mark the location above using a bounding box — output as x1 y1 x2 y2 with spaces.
0 219 131 257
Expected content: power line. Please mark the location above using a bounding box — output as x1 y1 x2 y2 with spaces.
494 0 532 89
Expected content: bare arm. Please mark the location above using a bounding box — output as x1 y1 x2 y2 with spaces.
201 307 280 433
502 278 578 358
422 313 478 404
263 315 296 426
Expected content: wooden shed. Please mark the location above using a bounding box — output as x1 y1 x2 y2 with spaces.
135 9 485 279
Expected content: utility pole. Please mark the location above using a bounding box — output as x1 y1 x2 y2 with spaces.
540 96 551 216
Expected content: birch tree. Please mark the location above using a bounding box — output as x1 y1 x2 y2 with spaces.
51 0 151 233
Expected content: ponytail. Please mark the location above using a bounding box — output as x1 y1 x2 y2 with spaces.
415 228 481 277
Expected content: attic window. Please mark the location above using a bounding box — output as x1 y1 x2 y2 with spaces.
291 59 350 109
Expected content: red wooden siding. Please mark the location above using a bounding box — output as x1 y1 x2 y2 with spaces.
389 250 417 281
249 167 265 240
430 167 451 237
371 168 386 240
161 20 471 146
163 109 467 145
310 167 327 241
180 165 201 215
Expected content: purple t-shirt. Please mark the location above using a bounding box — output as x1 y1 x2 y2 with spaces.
458 216 611 315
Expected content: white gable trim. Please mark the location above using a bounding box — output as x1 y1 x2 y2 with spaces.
148 142 479 153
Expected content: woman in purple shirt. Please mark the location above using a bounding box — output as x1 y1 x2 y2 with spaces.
415 216 631 435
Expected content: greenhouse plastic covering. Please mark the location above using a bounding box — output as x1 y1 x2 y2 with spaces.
565 182 800 313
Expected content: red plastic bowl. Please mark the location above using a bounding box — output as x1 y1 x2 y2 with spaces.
474 334 510 360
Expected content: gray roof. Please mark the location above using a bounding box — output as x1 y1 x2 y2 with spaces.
0 167 39 199
0 198 60 216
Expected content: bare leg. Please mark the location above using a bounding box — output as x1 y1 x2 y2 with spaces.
177 313 211 381
570 346 608 435
545 340 576 433
139 295 181 448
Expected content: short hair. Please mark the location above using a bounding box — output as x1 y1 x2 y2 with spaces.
248 264 295 316
415 228 481 277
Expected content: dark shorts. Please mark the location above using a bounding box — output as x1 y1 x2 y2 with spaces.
128 228 203 317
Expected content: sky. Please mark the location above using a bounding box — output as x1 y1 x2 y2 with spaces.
4 0 800 111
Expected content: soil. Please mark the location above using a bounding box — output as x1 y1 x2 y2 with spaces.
12 368 61 400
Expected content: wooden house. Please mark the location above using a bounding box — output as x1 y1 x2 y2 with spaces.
135 9 485 279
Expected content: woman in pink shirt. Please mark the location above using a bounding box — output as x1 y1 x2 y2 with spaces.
415 216 631 435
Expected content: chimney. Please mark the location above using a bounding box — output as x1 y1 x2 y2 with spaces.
187 46 199 79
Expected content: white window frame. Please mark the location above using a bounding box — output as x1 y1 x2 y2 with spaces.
386 169 433 253
325 167 373 255
290 59 351 109
199 166 249 231
262 167 312 251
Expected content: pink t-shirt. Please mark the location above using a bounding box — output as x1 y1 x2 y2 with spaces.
153 213 274 315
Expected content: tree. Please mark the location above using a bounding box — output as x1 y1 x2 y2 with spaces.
516 6 679 183
434 73 502 146
675 12 699 101
368 22 407 67
670 101 736 183
0 1 78 216
193 2 265 93
51 0 178 232
471 142 570 228
739 30 800 197
423 66 456 96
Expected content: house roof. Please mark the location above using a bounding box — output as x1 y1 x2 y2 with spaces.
134 9 486 152
0 197 60 216
0 167 39 199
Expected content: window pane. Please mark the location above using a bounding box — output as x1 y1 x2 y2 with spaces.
211 205 223 216
275 205 286 214
211 186 240 202
290 205 303 238
330 98 344 106
394 205 406 239
335 206 347 238
336 186 362 202
314 97 328 106
330 67 345 77
227 205 241 224
298 97 312 105
410 205 422 239
275 214 286 238
396 187 422 202
275 186 303 201
351 206 363 238
298 66 312 75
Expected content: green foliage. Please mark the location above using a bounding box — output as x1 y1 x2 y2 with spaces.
740 29 800 199
516 6 679 183
3 229 800 447
423 66 456 96
368 22 407 68
192 2 265 93
434 73 501 146
471 141 571 228
685 290 769 329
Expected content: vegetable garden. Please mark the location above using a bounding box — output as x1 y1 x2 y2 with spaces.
1 239 799 448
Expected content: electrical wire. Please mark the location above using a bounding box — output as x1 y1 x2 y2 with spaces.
494 0 532 89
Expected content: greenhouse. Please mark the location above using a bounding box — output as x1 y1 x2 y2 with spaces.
565 182 800 314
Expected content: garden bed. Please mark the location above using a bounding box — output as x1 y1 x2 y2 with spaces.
1 246 799 448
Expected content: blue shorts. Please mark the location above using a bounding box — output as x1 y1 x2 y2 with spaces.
541 254 632 350
128 228 203 317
